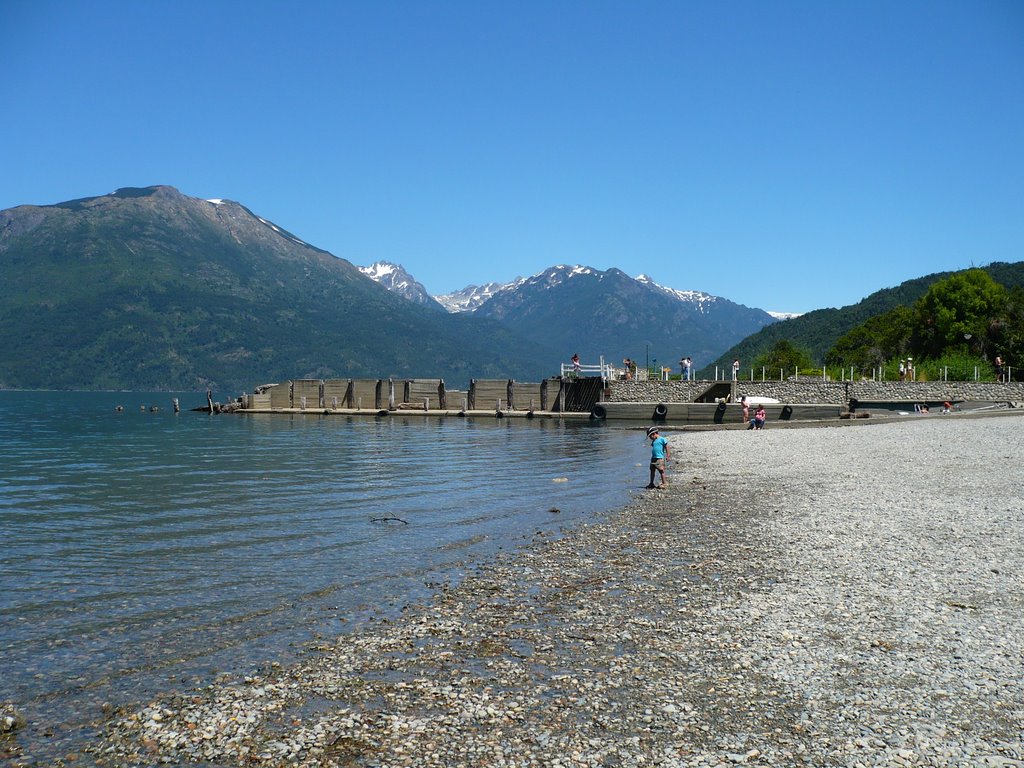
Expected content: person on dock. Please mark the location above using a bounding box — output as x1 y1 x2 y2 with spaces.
571 353 581 373
646 426 670 489
741 396 749 424
732 358 740 381
680 356 693 380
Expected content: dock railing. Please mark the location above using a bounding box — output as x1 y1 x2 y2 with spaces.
559 356 617 383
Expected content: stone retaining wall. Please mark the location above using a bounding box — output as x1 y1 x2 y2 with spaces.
606 379 1024 406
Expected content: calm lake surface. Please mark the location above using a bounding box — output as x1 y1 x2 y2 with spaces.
0 391 641 762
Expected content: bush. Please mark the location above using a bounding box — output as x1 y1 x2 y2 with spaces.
919 351 996 381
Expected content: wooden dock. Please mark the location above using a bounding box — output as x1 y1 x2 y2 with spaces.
242 378 574 415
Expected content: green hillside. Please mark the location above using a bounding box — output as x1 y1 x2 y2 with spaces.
704 262 1024 376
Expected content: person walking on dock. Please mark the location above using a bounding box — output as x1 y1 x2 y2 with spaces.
646 426 671 489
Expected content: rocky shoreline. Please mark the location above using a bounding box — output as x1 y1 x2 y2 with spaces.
76 413 1024 766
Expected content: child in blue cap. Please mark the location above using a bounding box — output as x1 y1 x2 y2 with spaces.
646 426 670 489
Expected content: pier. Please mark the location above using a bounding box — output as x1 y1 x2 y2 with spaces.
232 374 1024 424
237 377 598 419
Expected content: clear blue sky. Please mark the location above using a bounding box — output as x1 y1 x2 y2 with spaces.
3 1 1021 314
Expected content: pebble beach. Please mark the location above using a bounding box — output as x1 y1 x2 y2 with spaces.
77 412 1024 767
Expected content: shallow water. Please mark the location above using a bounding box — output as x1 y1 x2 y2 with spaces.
0 391 641 761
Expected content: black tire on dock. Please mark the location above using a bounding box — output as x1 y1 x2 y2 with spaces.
590 404 607 420
716 401 727 414
781 405 793 420
376 409 389 417
653 403 668 420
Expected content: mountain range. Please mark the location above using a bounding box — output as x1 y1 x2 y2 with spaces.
359 263 781 367
0 186 784 391
6 184 1009 393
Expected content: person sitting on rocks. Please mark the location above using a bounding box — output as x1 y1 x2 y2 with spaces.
749 405 766 430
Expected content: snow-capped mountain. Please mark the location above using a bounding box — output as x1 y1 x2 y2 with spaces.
766 310 802 320
470 265 778 366
358 261 446 311
435 280 521 313
360 261 782 366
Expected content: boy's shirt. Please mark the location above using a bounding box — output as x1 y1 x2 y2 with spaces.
651 436 669 460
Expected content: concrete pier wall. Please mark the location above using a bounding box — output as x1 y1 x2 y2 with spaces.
606 379 1024 406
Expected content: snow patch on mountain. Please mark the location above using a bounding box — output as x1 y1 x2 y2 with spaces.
359 261 445 310
255 215 309 247
435 280 521 313
635 274 718 313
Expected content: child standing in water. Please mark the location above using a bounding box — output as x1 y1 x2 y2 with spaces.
646 426 670 489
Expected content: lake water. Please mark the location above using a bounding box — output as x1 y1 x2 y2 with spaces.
0 391 642 763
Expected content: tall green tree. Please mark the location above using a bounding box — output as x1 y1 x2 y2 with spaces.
994 286 1024 374
913 269 1009 358
827 305 915 369
754 339 814 373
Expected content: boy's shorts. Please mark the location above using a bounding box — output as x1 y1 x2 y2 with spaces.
650 459 665 471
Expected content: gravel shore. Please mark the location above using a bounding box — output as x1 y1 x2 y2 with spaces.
87 413 1023 767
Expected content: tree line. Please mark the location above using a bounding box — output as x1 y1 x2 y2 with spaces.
752 270 1021 382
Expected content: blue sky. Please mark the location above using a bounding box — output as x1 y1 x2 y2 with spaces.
3 1 1021 314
